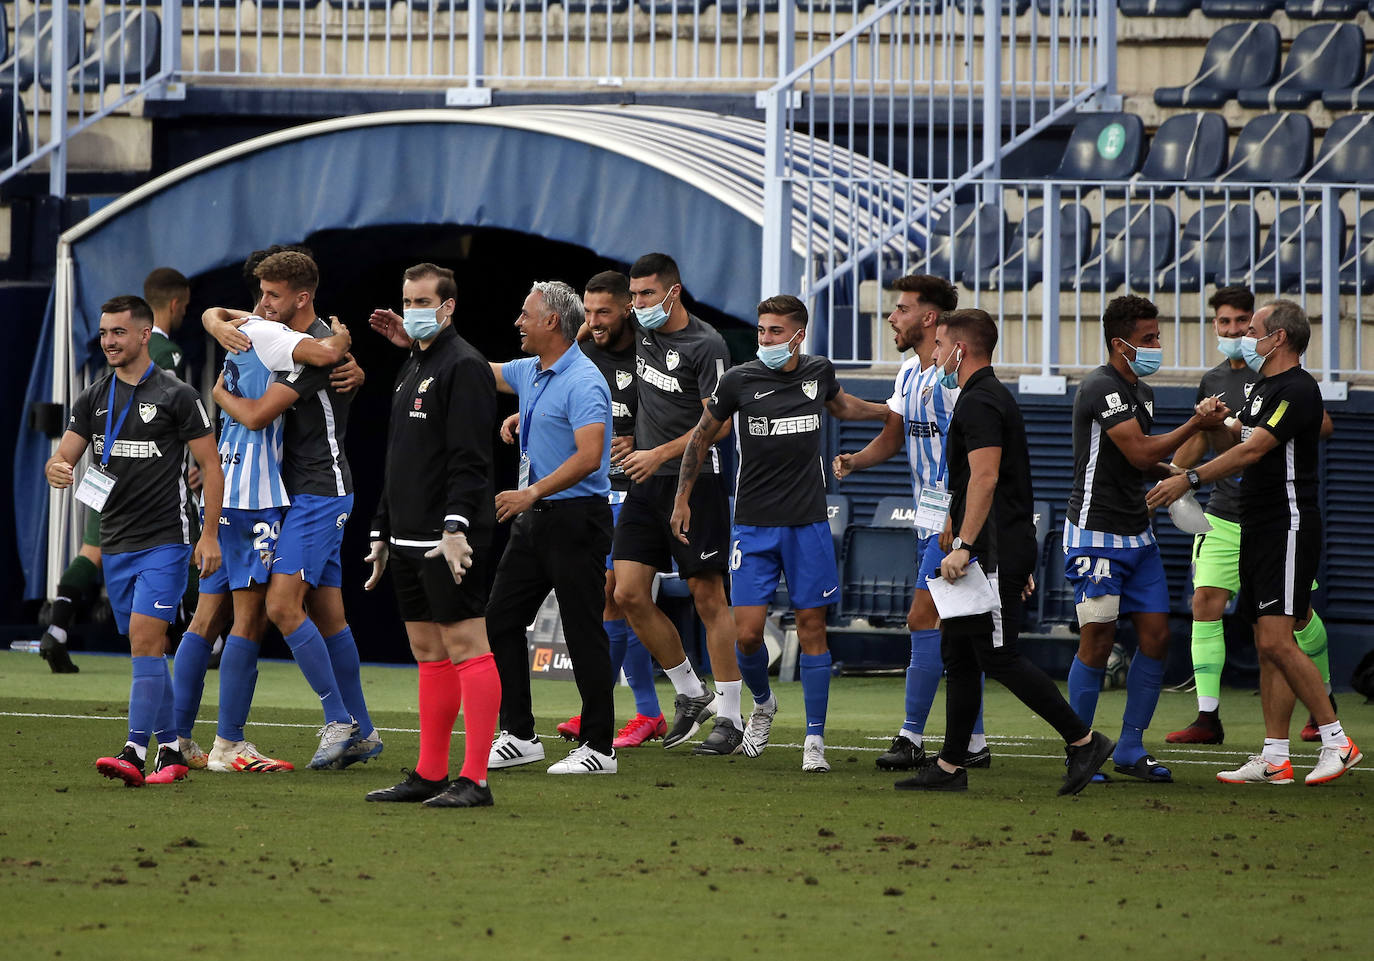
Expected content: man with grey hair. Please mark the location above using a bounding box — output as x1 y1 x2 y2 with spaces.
484 281 620 774
1149 300 1361 786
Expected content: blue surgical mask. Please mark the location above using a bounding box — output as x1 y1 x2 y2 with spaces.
1240 331 1277 373
403 307 441 341
633 286 678 330
1122 340 1163 377
756 330 802 370
1217 336 1244 360
939 347 963 390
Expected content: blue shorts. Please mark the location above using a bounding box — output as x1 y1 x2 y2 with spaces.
605 492 627 571
273 493 352 588
730 520 840 610
221 507 286 591
1064 539 1170 615
104 543 194 635
916 533 947 588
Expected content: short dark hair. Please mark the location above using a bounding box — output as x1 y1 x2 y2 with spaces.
142 267 189 310
629 252 682 290
891 274 958 313
1102 295 1159 347
100 294 154 328
242 245 313 303
937 308 998 356
403 262 457 303
255 250 319 293
1261 299 1310 355
584 270 631 301
1209 285 1254 314
756 294 808 327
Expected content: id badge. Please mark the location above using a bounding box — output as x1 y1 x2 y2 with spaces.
913 486 952 535
74 464 117 512
518 452 531 490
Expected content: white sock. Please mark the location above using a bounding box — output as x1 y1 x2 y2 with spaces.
716 680 743 729
158 740 179 754
211 635 225 655
1262 738 1290 765
1197 695 1220 712
898 729 922 747
805 733 824 749
126 741 147 762
46 625 68 645
663 659 706 698
1317 720 1347 751
967 733 987 753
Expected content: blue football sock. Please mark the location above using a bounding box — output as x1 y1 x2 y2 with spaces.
1068 656 1106 727
128 655 165 749
800 651 832 737
736 642 772 705
1117 651 1166 765
323 627 374 735
172 631 213 739
903 629 943 736
284 619 351 724
621 626 661 718
153 656 176 744
606 619 629 679
217 635 259 743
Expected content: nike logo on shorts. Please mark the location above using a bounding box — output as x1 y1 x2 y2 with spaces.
95 408 109 416
700 551 719 560
822 586 838 598
153 601 174 610
1258 599 1280 611
754 390 775 399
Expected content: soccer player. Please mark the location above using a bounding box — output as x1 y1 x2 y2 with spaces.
1166 286 1336 745
362 263 503 807
672 295 887 771
208 251 378 769
897 309 1114 795
611 253 743 754
1148 301 1362 785
832 274 989 770
44 295 223 786
1063 296 1228 783
39 268 194 673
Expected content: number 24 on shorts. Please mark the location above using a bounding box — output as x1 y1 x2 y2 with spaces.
1073 556 1112 582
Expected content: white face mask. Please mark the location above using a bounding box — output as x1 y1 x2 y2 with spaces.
634 285 679 330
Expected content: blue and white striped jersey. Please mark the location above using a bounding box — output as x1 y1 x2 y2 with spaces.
218 318 310 511
887 356 958 501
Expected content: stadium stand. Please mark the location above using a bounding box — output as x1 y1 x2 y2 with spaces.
1134 112 1228 187
1153 22 1280 107
15 11 85 93
968 203 1094 291
925 202 1008 289
1158 203 1259 288
1215 112 1313 185
839 526 916 627
1304 113 1374 184
1070 202 1176 292
1118 0 1199 13
1235 22 1364 110
1322 58 1374 110
1231 202 1339 292
1199 0 1284 15
72 11 161 91
1284 0 1366 16
1339 209 1374 295
1052 113 1146 183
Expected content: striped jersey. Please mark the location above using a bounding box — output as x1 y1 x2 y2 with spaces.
217 317 311 510
887 356 957 501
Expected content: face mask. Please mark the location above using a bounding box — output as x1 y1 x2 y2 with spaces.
939 347 963 390
1120 339 1163 377
1216 336 1244 360
1240 331 1277 374
756 330 802 370
403 307 442 341
634 286 678 330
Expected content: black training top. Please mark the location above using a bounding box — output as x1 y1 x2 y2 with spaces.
1194 359 1256 523
1068 364 1154 535
273 316 353 498
635 313 731 476
1238 365 1323 533
583 337 638 493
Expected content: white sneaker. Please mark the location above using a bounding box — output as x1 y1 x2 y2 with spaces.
207 736 295 773
801 734 830 773
1216 755 1294 784
547 744 617 775
178 737 208 770
309 720 361 769
330 729 385 769
488 730 545 769
1305 737 1363 785
740 695 778 758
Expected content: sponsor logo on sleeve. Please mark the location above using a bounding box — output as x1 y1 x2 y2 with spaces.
1101 391 1128 416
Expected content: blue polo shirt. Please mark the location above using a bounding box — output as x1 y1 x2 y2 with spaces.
503 344 612 500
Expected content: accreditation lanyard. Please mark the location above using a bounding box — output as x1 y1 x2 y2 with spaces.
913 385 952 535
518 368 553 490
74 364 154 511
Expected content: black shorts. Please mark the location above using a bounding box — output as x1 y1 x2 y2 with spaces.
389 541 489 624
1236 524 1320 623
612 473 730 577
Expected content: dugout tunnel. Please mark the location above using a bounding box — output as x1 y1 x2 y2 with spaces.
15 105 933 659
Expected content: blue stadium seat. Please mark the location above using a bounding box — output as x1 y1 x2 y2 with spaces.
925 202 1008 287
956 0 1033 14
1237 23 1364 110
839 527 917 626
563 0 632 10
1321 58 1374 111
636 0 780 9
1154 22 1279 108
1159 204 1259 288
14 12 85 92
1339 209 1374 295
0 85 32 170
1305 113 1374 185
968 203 1092 291
1237 203 1342 293
1069 203 1176 292
328 0 404 7
0 5 7 62
1052 113 1145 182
1284 0 1365 16
1117 0 1199 13
870 495 916 528
1135 112 1228 187
1200 0 1283 15
1215 112 1312 186
73 11 160 91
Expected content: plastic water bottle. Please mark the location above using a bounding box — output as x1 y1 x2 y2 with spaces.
9 640 41 653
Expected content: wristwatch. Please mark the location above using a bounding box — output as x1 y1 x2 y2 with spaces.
1186 469 1201 491
443 519 463 534
951 536 966 552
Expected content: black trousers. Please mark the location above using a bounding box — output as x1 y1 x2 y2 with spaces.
939 540 1089 766
486 497 615 754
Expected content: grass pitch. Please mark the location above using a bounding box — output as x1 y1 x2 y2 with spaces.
1 651 1371 961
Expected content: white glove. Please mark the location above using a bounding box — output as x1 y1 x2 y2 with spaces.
425 531 474 584
363 540 389 590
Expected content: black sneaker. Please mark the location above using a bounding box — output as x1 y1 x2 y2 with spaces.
663 691 716 749
960 746 992 769
875 735 926 771
365 769 450 803
423 776 494 808
895 762 968 792
39 631 79 674
692 718 743 756
1060 731 1116 796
